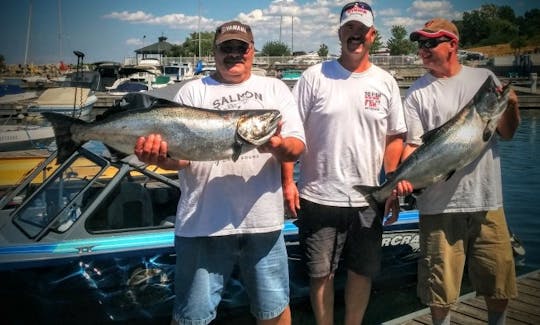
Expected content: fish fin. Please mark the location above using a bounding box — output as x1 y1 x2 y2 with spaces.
103 145 130 162
412 189 424 196
231 140 242 162
41 112 86 164
444 170 456 182
353 185 385 217
420 127 442 143
483 125 494 142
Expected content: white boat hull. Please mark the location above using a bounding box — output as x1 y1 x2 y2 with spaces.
0 124 55 151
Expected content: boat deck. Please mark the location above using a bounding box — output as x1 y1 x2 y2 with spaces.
384 270 540 325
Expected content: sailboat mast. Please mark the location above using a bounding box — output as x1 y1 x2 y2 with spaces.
24 0 33 65
198 0 201 61
58 0 63 63
291 16 294 54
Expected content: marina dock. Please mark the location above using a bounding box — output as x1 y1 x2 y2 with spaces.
384 270 540 325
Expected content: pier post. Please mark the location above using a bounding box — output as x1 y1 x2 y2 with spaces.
531 73 537 93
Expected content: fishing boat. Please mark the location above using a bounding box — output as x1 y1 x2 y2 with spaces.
0 84 39 105
0 144 525 322
0 123 55 152
162 62 195 82
26 86 97 121
25 66 101 122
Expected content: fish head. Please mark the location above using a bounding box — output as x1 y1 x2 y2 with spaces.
236 109 282 146
474 75 511 121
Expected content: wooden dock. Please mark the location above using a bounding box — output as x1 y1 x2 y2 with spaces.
384 270 540 325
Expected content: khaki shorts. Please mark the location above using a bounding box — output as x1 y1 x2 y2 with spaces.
417 208 517 307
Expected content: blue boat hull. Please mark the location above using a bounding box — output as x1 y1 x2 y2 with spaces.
0 214 421 322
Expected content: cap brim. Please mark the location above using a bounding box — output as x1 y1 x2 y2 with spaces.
340 17 373 28
215 34 252 45
410 30 458 41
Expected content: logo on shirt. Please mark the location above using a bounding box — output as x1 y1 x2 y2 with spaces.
364 91 381 110
212 91 263 109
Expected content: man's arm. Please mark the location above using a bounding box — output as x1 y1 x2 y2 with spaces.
281 161 299 218
384 133 405 174
497 89 520 140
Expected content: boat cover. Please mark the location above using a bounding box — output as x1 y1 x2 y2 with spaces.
34 87 91 106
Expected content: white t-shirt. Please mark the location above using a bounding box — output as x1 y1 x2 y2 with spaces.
403 65 503 214
172 74 305 237
293 60 406 207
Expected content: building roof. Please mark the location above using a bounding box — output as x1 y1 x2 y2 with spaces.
135 36 175 55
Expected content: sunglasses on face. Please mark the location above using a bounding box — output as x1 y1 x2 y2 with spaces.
340 1 373 17
216 43 250 54
417 38 452 49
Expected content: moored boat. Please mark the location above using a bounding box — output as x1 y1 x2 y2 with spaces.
26 86 97 121
0 144 525 322
0 124 55 152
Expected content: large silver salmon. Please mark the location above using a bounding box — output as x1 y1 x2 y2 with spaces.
42 105 281 164
354 76 510 212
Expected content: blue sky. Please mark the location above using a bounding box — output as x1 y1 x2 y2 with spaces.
1 0 537 65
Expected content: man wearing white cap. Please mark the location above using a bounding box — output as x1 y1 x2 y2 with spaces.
401 17 520 325
282 2 408 324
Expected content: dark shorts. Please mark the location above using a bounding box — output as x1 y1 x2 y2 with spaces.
296 198 383 278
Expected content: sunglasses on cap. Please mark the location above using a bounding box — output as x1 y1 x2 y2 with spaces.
417 38 452 49
340 1 373 17
216 43 250 54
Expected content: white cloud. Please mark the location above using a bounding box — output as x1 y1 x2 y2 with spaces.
103 1 466 57
103 10 154 22
407 0 461 22
126 38 142 46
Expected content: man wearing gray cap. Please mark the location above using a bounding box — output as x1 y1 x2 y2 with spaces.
282 2 407 324
135 20 305 325
401 17 520 325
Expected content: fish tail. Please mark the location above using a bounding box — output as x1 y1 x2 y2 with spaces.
353 185 385 217
41 112 86 164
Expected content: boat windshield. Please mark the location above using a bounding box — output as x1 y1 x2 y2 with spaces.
12 148 113 239
163 66 180 75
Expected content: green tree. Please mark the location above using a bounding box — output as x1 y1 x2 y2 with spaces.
459 4 519 47
370 31 383 54
497 5 516 23
386 25 416 55
260 41 290 56
510 36 528 55
317 44 329 57
518 9 540 41
166 44 183 57
165 31 215 58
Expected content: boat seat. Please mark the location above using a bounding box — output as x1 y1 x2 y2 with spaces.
107 182 154 229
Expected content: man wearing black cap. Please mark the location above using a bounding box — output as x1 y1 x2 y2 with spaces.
281 2 408 324
134 20 305 325
401 18 520 325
